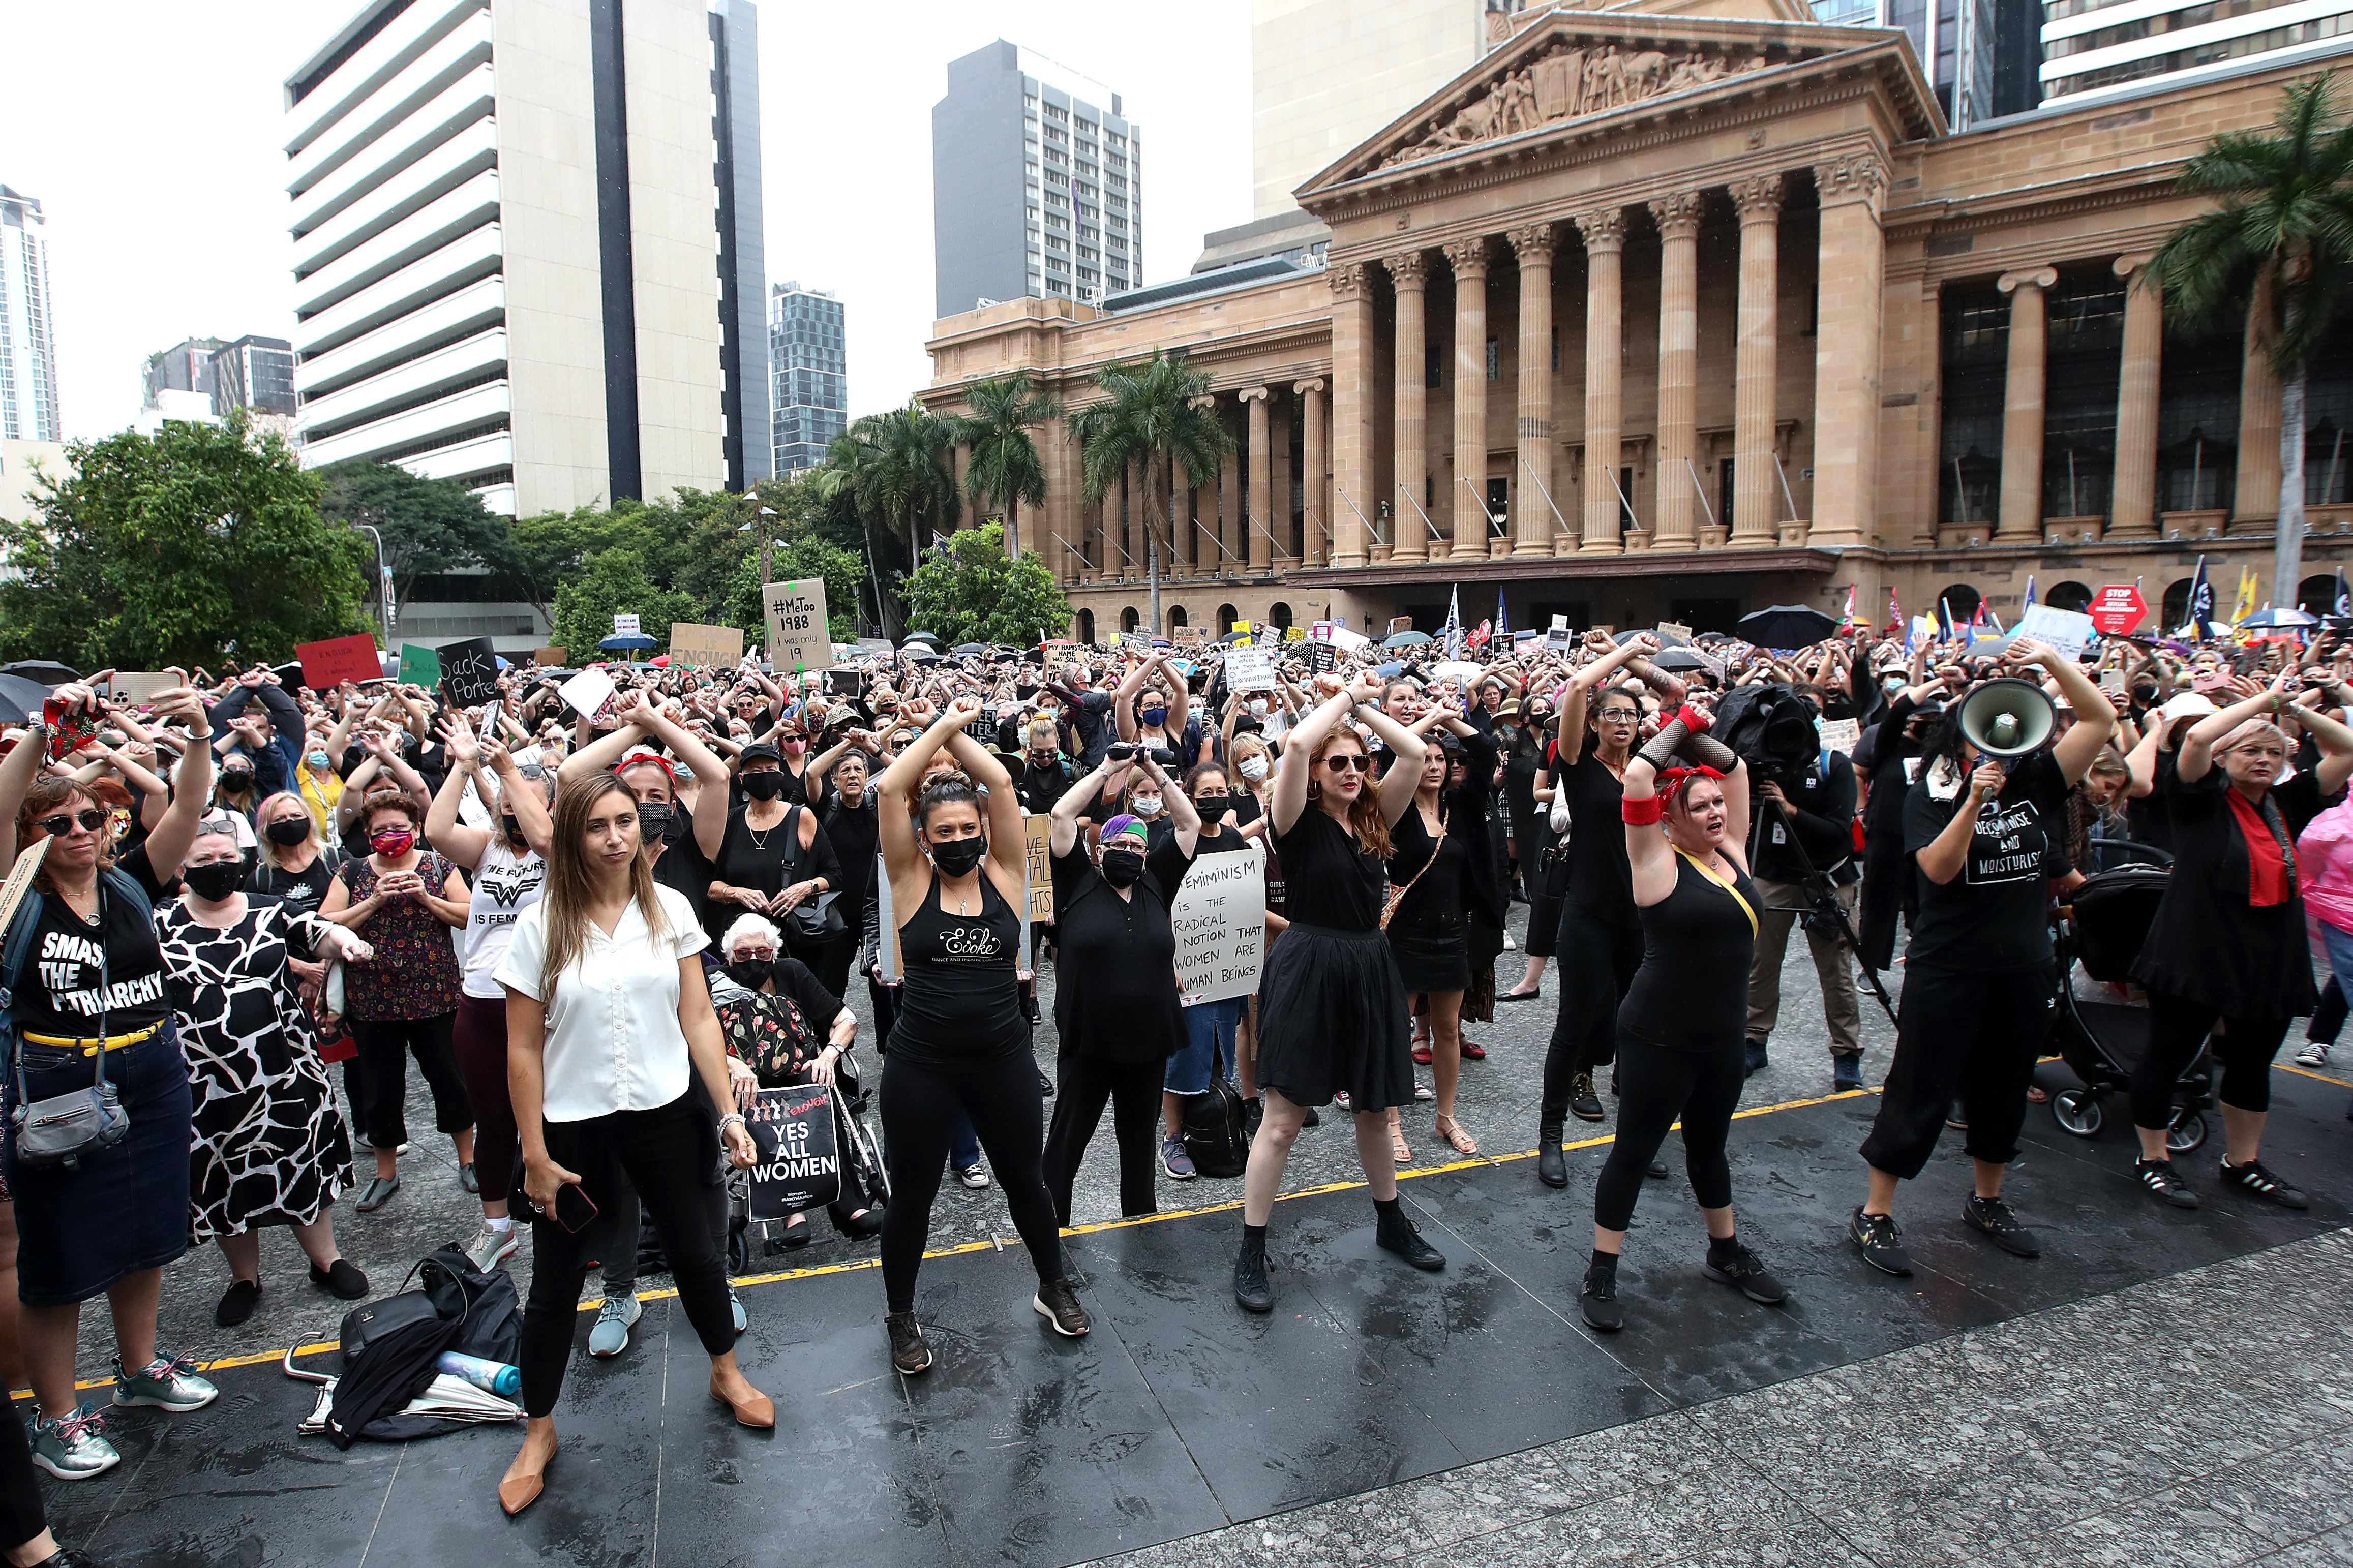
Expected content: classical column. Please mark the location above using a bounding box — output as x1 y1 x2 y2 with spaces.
1296 377 1329 566
1915 282 1941 546
1577 207 1627 554
949 442 969 533
1445 237 1490 559
1042 413 1071 581
1273 394 1296 563
1243 385 1274 573
1219 406 1242 571
1809 152 1888 549
1123 456 1145 576
1387 250 1431 562
2236 266 2283 524
1509 224 1556 554
1996 265 2057 539
1649 192 1702 548
2109 253 2162 540
1328 264 1374 567
1730 174 1783 543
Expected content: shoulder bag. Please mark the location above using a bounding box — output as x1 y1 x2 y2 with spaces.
2 871 149 1171
1379 813 1447 931
777 805 846 949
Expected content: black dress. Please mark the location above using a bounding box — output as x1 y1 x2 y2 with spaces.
1253 809 1414 1111
1387 805 1471 993
1048 845 1185 1063
2131 764 2323 1018
707 803 842 949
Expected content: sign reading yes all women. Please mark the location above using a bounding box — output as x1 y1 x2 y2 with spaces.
1170 844 1266 1006
747 1084 842 1220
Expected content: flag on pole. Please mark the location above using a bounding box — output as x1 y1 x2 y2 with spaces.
1442 585 1463 659
1468 618 1492 650
2335 566 2349 618
1495 589 1510 643
1886 586 1902 633
2232 567 2259 626
2185 555 2215 639
2021 576 2036 614
1938 597 1956 643
1841 585 1857 625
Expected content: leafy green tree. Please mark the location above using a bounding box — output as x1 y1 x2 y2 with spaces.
722 536 863 647
900 520 1071 646
856 400 956 564
503 505 633 622
1068 352 1232 625
0 414 369 668
811 421 911 638
550 547 697 660
2148 70 2353 605
953 373 1057 560
318 459 507 609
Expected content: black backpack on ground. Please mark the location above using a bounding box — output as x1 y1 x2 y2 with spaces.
1180 1078 1250 1179
326 1245 523 1447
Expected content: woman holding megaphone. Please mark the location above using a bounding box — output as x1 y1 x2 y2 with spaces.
1848 639 2115 1277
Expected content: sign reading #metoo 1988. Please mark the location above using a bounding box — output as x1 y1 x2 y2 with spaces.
762 578 834 674
747 1084 841 1220
1171 844 1266 1006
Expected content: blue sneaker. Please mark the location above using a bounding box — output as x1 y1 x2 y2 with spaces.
112 1351 218 1412
1161 1135 1196 1180
729 1292 747 1335
29 1402 119 1480
588 1292 641 1358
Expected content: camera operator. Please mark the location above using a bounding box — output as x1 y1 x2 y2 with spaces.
1741 686 1863 1088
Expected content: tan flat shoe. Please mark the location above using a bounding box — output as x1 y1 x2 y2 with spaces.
498 1436 556 1516
1387 1111 1411 1166
710 1374 774 1429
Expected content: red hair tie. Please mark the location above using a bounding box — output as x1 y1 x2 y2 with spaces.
1655 764 1725 805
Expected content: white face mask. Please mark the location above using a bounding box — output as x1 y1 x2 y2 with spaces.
1248 699 1268 716
1131 795 1163 818
1238 755 1269 782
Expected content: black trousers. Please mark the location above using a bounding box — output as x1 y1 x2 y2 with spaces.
1041 1046 1163 1225
0 1396 45 1552
2134 990 2289 1129
1856 834 1916 974
879 1051 1064 1314
1539 909 1645 1128
1860 963 2054 1180
1593 1038 1744 1232
348 1011 472 1152
520 1092 736 1418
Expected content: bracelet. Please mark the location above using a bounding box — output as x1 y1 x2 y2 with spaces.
717 1112 747 1131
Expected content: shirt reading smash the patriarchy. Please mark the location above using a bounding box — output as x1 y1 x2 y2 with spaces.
1900 749 2069 973
18 845 172 1036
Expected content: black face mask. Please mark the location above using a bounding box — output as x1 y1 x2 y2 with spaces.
725 958 775 990
1195 793 1230 816
265 817 311 847
743 772 786 801
183 861 244 901
500 815 527 845
220 768 253 792
636 800 676 839
929 835 988 877
1099 849 1145 888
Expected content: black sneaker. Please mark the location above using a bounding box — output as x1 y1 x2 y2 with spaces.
2135 1158 2200 1209
1301 1104 1322 1129
1579 1265 1623 1331
1646 1158 1669 1179
1849 1207 1912 1276
1233 1239 1274 1313
1568 1071 1605 1123
1945 1100 1969 1130
1536 1128 1568 1189
885 1311 933 1374
1243 1096 1264 1140
215 1279 262 1328
1743 1038 1769 1077
1375 1206 1445 1271
1962 1195 2041 1257
1702 1243 1787 1305
1832 1054 1864 1092
1033 1277 1091 1337
2219 1158 2309 1210
1037 1068 1055 1099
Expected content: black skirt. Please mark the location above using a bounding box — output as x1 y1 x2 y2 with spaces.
1388 911 1471 993
1255 923 1414 1111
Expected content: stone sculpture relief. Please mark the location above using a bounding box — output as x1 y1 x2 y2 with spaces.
1381 44 1774 169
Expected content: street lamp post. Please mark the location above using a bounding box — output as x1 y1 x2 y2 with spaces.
355 524 394 648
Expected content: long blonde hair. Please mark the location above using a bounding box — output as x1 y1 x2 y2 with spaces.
538 772 670 998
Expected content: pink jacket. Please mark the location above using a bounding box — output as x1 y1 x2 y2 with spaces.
2297 795 2353 935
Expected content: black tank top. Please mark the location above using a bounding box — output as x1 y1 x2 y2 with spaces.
891 870 1027 1066
1617 851 1759 1053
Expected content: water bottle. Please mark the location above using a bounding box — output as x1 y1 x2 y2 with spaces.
436 1350 522 1398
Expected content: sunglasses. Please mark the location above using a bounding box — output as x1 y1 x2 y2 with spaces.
732 947 777 962
37 809 108 837
1322 754 1373 773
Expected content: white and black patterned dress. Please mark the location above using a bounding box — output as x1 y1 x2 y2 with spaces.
157 898 356 1239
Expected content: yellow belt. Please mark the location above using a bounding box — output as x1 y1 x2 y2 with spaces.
20 1024 162 1055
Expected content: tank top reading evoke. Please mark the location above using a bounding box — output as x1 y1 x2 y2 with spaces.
890 870 1027 1066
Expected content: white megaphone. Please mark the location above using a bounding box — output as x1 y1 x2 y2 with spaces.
1956 677 2058 760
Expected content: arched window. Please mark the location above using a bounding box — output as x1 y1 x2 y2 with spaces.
1075 608 1096 644
2300 574 2340 615
2162 578 2193 628
1216 603 1240 634
1167 605 1189 634
1937 583 1982 624
1120 606 1140 634
1269 602 1293 631
2047 580 2094 613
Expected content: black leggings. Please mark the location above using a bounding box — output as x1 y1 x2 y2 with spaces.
1539 910 1645 1125
1041 1046 1163 1226
1860 963 2051 1180
880 1051 1063 1314
520 1093 736 1418
1593 1039 1743 1232
348 1011 472 1152
2134 990 2288 1130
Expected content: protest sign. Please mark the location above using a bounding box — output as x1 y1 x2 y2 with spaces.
1284 626 1306 642
1173 625 1206 644
295 634 382 690
1120 631 1153 653
667 622 745 669
1545 616 1574 655
398 644 441 687
437 637 500 705
763 578 834 673
1388 617 1414 635
1307 639 1338 674
746 1084 841 1220
2016 603 2095 657
556 666 618 724
1656 621 1693 642
1816 717 1862 756
532 646 567 668
612 613 641 637
1171 844 1266 1006
1224 644 1278 692
1022 814 1055 923
1324 624 1371 654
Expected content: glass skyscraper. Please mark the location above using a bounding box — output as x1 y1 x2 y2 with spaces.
769 282 845 474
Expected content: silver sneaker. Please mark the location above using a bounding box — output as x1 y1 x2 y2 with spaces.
29 1402 119 1480
465 1222 519 1273
113 1351 218 1412
2296 1041 2330 1068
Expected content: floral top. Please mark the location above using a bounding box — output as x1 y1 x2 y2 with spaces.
335 852 464 1020
712 957 844 1087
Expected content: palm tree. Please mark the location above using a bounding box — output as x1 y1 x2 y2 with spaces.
953 374 1059 561
1067 351 1234 627
811 419 902 638
2147 70 2353 607
858 399 957 564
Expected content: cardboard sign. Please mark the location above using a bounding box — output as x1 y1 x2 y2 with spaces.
1022 813 1055 923
532 646 567 668
612 613 641 637
1120 631 1153 653
398 644 441 687
1225 645 1279 692
746 1084 841 1220
1173 626 1206 644
437 637 501 705
668 622 745 670
1171 843 1266 1006
295 634 382 690
763 579 834 674
1815 717 1862 757
1389 617 1414 635
1656 621 1693 642
557 666 619 723
2016 603 2095 658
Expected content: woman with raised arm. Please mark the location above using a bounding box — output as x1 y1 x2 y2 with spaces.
1231 672 1446 1316
873 695 1089 1376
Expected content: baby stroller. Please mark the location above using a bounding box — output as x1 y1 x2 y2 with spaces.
2045 843 2211 1152
725 1041 892 1275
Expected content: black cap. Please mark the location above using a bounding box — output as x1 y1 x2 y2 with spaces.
739 742 783 766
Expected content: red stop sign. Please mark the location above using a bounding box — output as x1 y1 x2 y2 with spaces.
2089 584 2147 635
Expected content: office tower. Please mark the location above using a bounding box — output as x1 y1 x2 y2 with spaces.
933 40 1141 316
1824 0 2038 127
769 282 844 474
138 336 230 431
0 187 62 444
283 0 769 519
2040 0 2353 102
211 336 299 418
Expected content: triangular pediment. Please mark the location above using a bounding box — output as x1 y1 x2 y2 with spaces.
1300 10 1937 199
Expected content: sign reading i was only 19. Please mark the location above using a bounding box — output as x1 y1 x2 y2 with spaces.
762 578 834 674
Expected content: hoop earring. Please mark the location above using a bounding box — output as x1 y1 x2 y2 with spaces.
1306 779 1321 801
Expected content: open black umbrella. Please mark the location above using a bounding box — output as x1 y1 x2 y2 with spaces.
1652 649 1717 673
0 661 76 687
951 642 988 656
1736 605 1841 650
0 674 54 725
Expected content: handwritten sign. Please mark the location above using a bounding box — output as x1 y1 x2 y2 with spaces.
763 579 833 674
1656 621 1693 643
1225 645 1278 692
613 614 641 637
746 1084 841 1220
1171 844 1266 1006
556 666 618 723
437 637 500 705
1173 626 1206 644
2017 603 2095 658
668 622 745 670
1816 717 1862 756
532 646 567 668
295 634 382 690
398 644 441 687
1022 813 1054 923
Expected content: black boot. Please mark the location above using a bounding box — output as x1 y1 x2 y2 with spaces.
1374 1200 1445 1271
1536 1124 1567 1189
1233 1230 1274 1313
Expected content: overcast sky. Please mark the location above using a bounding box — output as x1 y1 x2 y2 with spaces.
1 0 1254 445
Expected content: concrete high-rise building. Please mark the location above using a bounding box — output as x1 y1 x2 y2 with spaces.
1825 0 2039 127
769 282 844 474
933 40 1141 317
0 187 62 444
283 0 769 520
212 336 298 419
136 336 229 433
2038 0 2353 104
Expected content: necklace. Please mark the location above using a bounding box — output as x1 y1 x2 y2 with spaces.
746 807 780 850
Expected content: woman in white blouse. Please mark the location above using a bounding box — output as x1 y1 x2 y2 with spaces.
493 772 766 1516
